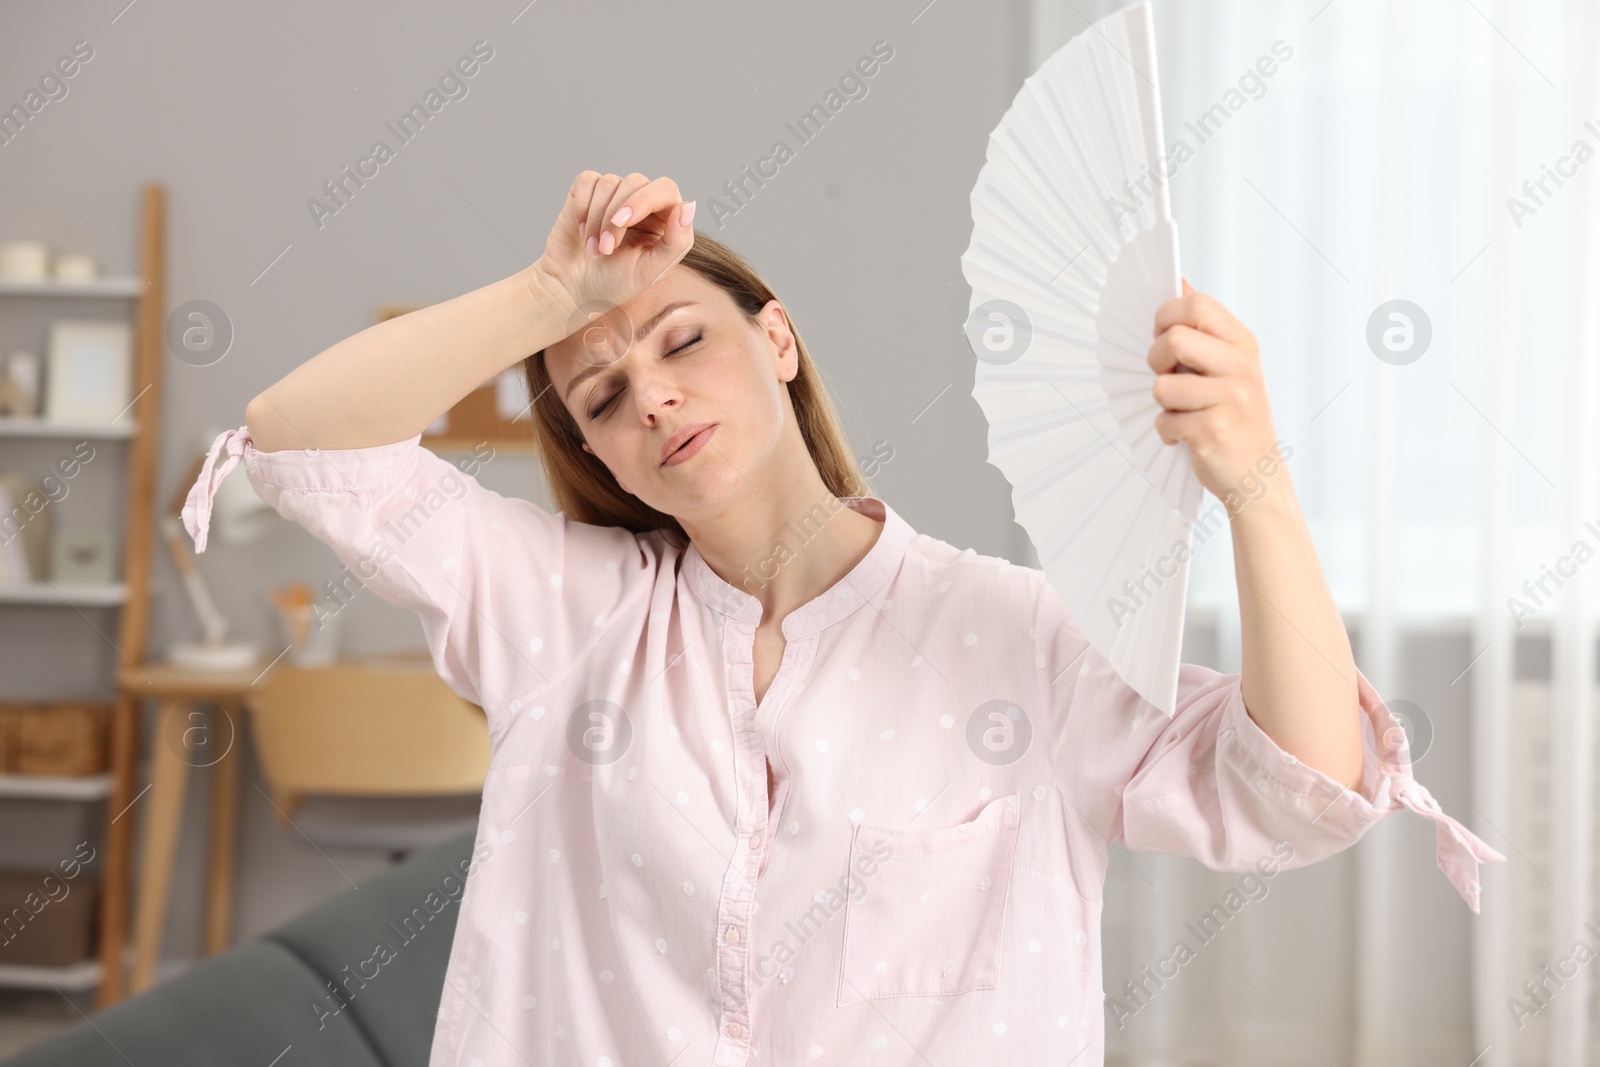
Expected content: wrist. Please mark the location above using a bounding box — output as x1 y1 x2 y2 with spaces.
1226 473 1303 538
511 258 587 363
523 258 577 320
1214 437 1296 522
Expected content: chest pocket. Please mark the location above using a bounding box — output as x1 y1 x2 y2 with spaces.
836 792 1021 1006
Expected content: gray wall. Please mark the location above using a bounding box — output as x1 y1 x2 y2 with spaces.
1 0 1030 968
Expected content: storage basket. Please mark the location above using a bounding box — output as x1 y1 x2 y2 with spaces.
12 701 110 776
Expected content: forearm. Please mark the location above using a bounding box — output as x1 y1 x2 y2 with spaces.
1230 473 1363 789
246 263 577 452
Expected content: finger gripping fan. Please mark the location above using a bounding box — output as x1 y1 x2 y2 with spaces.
960 1 1201 719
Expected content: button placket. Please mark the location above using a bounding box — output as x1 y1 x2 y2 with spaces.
711 621 775 1065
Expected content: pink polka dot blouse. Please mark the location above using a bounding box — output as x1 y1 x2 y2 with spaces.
182 425 1503 1067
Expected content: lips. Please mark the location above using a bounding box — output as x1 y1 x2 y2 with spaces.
660 422 715 465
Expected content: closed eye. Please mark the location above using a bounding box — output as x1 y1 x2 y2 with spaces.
588 333 704 419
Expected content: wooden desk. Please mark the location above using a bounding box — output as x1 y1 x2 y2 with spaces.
113 660 262 994
114 652 434 994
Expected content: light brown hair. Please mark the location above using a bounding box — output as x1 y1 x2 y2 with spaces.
522 231 868 550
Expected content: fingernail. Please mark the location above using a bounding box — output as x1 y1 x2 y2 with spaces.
679 200 697 228
587 235 598 257
611 207 632 226
599 231 615 255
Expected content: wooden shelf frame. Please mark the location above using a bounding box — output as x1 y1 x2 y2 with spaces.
84 184 165 1009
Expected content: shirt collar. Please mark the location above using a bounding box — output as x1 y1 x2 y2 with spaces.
683 495 915 638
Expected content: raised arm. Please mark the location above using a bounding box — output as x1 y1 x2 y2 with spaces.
245 170 697 453
1147 281 1361 787
245 267 576 452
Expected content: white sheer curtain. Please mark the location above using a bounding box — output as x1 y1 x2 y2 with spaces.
1022 2 1600 1064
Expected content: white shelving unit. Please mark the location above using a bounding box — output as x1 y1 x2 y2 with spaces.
0 274 141 1003
0 185 166 1010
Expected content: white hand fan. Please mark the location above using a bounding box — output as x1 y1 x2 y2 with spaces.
960 1 1203 718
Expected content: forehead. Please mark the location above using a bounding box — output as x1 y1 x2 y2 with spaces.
545 268 723 391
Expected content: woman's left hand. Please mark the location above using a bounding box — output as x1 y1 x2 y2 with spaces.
1148 279 1280 501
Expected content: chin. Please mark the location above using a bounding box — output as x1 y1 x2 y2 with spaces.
656 441 754 510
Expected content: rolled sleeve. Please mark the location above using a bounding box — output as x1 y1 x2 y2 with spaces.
182 424 655 721
1036 576 1506 912
1120 664 1383 871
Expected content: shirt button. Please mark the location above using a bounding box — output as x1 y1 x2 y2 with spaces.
727 1021 744 1038
749 832 764 849
726 926 742 944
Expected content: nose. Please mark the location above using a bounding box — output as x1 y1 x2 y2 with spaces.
630 365 682 424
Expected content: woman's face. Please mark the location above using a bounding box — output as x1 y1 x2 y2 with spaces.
543 267 800 523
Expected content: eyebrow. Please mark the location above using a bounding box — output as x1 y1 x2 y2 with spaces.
562 300 699 402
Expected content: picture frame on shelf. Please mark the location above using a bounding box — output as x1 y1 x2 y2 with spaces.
45 321 132 425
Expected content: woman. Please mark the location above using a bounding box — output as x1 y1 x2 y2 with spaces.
184 171 1501 1065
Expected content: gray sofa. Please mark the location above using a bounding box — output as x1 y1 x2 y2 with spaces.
2 831 474 1067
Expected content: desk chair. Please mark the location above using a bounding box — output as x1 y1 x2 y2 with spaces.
244 662 491 863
